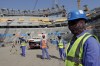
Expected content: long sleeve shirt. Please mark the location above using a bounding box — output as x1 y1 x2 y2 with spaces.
69 30 100 66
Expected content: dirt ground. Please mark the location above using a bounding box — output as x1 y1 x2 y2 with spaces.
0 43 65 66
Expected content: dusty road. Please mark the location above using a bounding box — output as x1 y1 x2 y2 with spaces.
0 44 65 66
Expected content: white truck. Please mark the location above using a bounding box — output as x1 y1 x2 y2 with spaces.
28 38 41 49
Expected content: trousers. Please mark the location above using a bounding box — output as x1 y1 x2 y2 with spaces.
59 48 66 60
42 48 50 59
21 46 26 57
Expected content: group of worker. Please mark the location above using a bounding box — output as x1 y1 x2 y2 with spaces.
18 33 66 61
18 10 100 66
40 34 66 60
40 10 100 66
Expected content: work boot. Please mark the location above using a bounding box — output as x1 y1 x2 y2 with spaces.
47 57 51 60
41 57 45 59
21 55 25 57
59 58 63 61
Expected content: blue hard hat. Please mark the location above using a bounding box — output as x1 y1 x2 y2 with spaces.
20 38 26 42
68 10 87 21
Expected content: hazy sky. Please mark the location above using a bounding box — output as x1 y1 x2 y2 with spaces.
0 0 100 12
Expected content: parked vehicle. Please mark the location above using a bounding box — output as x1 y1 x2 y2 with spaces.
28 38 41 49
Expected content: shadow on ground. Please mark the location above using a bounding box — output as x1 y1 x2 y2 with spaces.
36 54 60 60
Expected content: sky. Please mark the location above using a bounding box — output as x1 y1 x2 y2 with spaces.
0 0 100 12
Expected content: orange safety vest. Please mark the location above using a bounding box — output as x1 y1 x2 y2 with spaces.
42 39 47 48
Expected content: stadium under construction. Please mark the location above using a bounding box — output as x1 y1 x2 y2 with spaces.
0 4 100 46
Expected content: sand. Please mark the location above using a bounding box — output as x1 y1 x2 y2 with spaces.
0 43 65 66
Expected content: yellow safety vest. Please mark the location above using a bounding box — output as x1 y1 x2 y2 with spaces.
58 40 64 48
65 33 98 66
21 42 26 46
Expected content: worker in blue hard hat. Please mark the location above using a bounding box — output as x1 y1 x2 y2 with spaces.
19 37 27 57
65 10 100 66
56 35 66 61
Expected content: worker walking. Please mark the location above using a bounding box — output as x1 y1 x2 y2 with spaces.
65 10 100 66
40 35 50 59
57 36 66 61
19 37 27 57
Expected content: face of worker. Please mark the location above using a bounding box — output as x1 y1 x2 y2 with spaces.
68 19 86 35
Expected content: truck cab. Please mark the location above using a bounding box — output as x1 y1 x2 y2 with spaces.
28 38 41 49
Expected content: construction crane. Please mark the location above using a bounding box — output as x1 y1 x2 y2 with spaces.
77 0 81 9
83 5 89 12
77 0 90 17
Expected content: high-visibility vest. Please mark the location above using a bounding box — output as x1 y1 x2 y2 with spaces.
58 40 64 48
65 33 98 66
42 39 47 48
21 42 26 46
